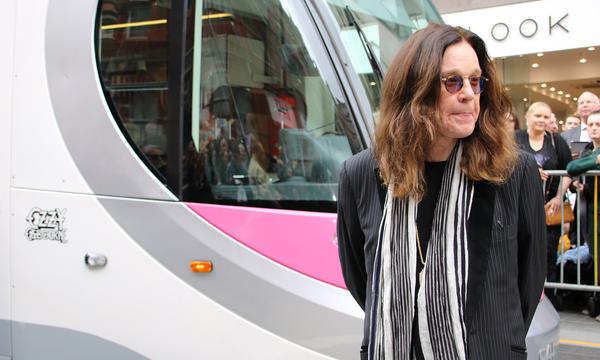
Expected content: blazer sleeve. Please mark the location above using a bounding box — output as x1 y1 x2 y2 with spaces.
337 161 368 310
517 154 547 331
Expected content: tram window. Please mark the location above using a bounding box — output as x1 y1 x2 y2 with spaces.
98 0 170 179
97 0 362 212
184 0 362 211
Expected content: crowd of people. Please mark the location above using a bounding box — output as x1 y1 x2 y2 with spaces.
510 91 600 320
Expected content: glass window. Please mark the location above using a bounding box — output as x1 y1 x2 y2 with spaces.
326 0 442 119
98 0 363 212
98 0 170 179
186 0 361 211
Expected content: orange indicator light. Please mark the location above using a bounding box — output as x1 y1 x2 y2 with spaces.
190 261 213 273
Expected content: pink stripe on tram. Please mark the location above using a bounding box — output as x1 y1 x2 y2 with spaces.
186 203 345 288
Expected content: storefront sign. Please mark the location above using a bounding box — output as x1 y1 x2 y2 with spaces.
443 0 598 57
490 14 568 41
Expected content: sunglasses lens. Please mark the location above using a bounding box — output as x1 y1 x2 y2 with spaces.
478 77 487 94
469 77 481 93
445 75 462 93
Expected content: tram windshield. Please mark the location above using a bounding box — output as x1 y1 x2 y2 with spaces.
326 0 442 119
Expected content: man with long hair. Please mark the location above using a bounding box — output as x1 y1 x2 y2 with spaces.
337 24 546 359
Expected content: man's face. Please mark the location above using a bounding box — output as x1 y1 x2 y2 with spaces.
577 92 600 122
437 40 481 147
587 114 600 141
547 114 559 133
563 116 580 131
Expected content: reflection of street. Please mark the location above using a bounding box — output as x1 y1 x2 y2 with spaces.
559 310 600 359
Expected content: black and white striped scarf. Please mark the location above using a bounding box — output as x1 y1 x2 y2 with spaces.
369 142 474 360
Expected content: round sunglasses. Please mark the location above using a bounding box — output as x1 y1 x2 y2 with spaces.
441 75 488 94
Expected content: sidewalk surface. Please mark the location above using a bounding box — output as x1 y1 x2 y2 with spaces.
558 310 600 359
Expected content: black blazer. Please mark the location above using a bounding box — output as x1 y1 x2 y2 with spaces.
337 149 546 360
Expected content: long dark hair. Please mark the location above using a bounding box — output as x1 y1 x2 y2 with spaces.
374 23 517 199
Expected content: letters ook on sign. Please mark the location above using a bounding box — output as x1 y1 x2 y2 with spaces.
491 13 569 41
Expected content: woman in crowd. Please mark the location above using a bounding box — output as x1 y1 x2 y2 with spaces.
515 101 572 286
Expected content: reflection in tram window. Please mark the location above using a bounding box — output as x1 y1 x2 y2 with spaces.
98 0 362 211
98 0 170 178
188 0 358 210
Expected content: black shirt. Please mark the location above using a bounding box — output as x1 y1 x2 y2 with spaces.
411 160 447 359
514 130 571 202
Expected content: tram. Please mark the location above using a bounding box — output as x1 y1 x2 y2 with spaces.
0 0 558 359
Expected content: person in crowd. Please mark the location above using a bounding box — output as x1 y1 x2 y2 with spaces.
248 139 280 200
212 136 230 185
337 24 545 360
505 110 520 132
562 92 600 156
561 92 600 262
182 139 213 202
563 114 581 132
548 113 559 133
225 142 249 185
566 109 600 321
567 110 600 259
248 140 270 185
143 144 167 175
515 102 572 289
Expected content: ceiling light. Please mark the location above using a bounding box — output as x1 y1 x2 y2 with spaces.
589 47 596 51
531 63 539 68
504 87 509 91
558 91 564 95
537 52 544 57
370 81 376 86
559 120 564 125
573 97 578 101
550 87 555 91
100 19 167 30
202 12 233 20
541 83 547 88
580 58 587 63
565 94 571 98
523 98 528 102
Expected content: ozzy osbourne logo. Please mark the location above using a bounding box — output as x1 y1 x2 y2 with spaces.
25 208 67 243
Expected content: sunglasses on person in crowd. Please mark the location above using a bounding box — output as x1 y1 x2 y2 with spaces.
441 75 488 94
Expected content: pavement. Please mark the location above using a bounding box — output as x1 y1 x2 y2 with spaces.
558 309 600 359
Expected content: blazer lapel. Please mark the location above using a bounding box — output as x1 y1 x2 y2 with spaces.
465 180 496 328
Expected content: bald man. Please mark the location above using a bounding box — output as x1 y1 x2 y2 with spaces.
561 91 600 148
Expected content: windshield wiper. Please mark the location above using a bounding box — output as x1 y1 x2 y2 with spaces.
343 6 384 83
